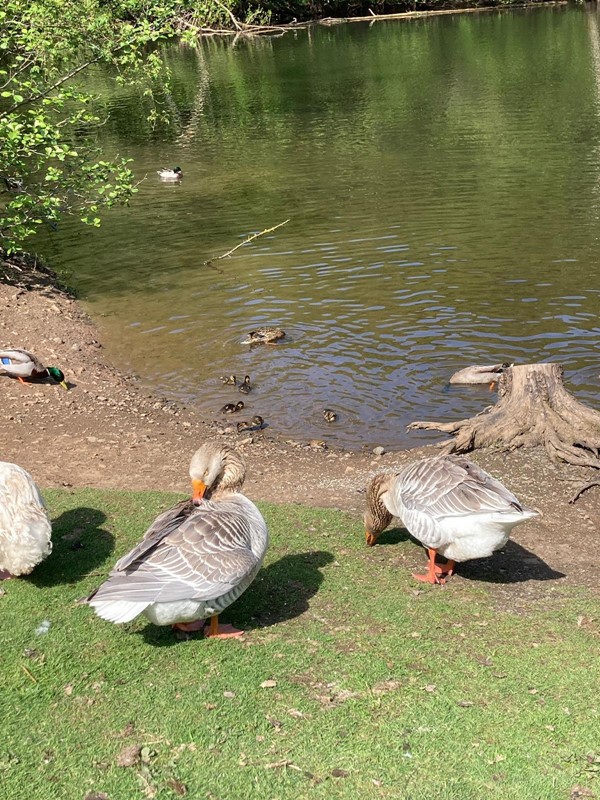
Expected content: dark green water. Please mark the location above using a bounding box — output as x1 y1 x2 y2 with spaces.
41 6 600 449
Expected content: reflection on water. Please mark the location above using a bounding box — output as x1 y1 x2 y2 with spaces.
40 7 600 449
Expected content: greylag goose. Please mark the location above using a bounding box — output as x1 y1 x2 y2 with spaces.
364 455 538 584
0 348 68 389
84 442 268 638
449 363 512 389
0 462 52 578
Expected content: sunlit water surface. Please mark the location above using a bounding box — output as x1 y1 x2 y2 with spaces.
41 6 600 448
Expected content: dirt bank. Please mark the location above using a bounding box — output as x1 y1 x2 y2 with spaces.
1 258 598 592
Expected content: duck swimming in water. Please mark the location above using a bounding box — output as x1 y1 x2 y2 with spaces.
221 401 245 414
157 166 183 180
364 455 538 584
241 328 285 345
237 416 264 433
220 375 237 385
0 348 68 389
238 375 252 394
322 409 338 423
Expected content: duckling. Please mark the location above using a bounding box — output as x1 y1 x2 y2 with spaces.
157 166 183 180
238 375 252 394
323 409 338 423
237 416 264 433
220 401 245 414
241 327 285 345
220 375 237 385
0 349 68 389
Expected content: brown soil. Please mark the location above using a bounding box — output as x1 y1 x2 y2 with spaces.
1 259 599 594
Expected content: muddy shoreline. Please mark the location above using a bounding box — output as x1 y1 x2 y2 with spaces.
1 258 598 590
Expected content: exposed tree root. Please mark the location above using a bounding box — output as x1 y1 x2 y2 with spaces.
408 363 600 501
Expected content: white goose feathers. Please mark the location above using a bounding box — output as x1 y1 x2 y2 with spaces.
84 442 268 636
365 455 538 583
0 462 52 577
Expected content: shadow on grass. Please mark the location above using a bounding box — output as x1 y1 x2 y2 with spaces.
140 550 334 647
374 529 565 584
457 539 566 584
28 507 114 587
372 526 411 546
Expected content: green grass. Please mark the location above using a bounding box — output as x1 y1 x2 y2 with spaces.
2 489 599 799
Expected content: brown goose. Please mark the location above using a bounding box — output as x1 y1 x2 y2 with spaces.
83 442 268 638
364 455 538 584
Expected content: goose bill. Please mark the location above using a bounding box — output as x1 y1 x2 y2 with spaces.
192 479 207 504
365 531 378 547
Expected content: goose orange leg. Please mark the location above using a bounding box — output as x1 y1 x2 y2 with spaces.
205 615 244 639
172 619 206 633
412 549 456 585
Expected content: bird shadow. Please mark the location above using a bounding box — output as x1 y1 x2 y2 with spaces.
456 540 565 584
375 528 564 583
139 550 334 647
28 507 114 587
373 526 412 546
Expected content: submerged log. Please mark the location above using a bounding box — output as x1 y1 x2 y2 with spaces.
409 364 600 490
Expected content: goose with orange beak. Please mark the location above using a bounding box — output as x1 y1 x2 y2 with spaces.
83 442 268 638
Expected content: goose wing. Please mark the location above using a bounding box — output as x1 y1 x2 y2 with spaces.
399 456 523 519
88 499 261 605
390 456 527 550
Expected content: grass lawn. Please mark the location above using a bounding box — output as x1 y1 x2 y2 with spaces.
1 488 599 800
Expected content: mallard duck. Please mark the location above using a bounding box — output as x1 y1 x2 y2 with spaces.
221 401 244 414
364 455 538 584
241 327 285 345
0 462 52 578
237 416 264 433
323 409 337 423
449 363 513 389
83 442 268 638
0 348 68 389
220 375 237 385
238 375 252 394
157 166 183 180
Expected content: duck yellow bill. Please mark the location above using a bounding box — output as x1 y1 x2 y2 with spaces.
192 479 207 502
59 380 69 390
365 531 378 547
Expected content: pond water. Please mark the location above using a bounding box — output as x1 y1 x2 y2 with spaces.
41 6 600 449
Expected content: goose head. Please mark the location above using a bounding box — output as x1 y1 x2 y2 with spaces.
189 442 246 505
364 472 395 546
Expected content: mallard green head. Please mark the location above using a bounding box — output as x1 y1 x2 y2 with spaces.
47 366 68 390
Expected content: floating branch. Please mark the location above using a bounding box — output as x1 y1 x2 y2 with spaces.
203 218 290 268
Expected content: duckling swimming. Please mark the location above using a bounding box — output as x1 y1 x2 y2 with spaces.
237 416 264 433
220 375 237 385
157 166 183 180
323 409 338 423
221 401 245 414
238 375 252 394
241 328 285 345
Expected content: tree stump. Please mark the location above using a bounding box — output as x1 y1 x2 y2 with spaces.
408 364 600 484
